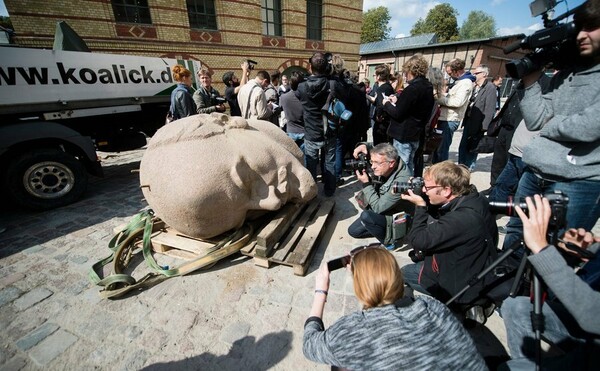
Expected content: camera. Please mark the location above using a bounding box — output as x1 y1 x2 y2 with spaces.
215 97 226 104
489 190 569 234
503 0 582 78
391 177 425 196
246 59 258 70
408 249 425 263
345 153 369 173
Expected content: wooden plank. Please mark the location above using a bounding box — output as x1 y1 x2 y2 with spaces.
287 199 335 276
271 199 322 263
254 203 305 258
253 256 271 268
151 229 216 255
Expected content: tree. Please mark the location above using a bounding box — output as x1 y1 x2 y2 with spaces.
460 11 497 40
0 16 13 30
361 6 391 43
410 3 459 42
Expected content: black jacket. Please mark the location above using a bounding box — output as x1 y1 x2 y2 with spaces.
296 74 330 141
384 76 434 142
408 189 498 304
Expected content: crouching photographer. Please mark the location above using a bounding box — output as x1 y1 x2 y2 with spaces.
501 195 600 370
347 143 414 248
303 245 487 370
400 161 498 313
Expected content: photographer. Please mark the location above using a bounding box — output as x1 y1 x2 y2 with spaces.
400 161 498 308
502 0 600 253
193 68 226 114
222 61 250 117
347 143 413 247
237 70 272 120
501 195 600 369
303 246 487 370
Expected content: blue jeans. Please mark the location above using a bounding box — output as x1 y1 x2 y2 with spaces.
502 169 600 252
305 137 336 196
489 154 526 203
433 120 459 163
347 210 387 243
287 132 305 153
400 262 429 296
393 139 419 176
500 296 594 370
335 130 346 181
458 131 478 172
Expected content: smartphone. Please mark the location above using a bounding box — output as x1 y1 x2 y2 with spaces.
327 255 351 271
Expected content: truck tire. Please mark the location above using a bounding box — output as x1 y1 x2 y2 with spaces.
5 149 88 210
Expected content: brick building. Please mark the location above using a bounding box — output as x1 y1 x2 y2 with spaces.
359 33 529 96
4 0 363 92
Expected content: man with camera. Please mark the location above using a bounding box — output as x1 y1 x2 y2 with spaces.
502 0 600 253
347 143 413 248
400 161 498 309
193 69 226 114
222 61 250 117
501 195 600 369
237 70 272 121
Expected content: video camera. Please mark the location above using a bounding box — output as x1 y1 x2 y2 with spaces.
391 177 425 196
246 59 258 70
503 0 582 78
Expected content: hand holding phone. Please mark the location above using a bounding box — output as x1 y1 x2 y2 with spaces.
327 254 351 271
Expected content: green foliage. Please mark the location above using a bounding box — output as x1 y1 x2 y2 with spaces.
410 3 460 42
361 6 391 43
460 11 497 40
0 16 13 30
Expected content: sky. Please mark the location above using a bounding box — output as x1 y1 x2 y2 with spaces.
363 0 585 38
0 0 586 37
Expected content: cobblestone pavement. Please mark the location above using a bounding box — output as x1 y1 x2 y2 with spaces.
1 130 509 370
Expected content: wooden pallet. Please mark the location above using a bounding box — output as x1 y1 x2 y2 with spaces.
240 197 335 276
114 198 335 276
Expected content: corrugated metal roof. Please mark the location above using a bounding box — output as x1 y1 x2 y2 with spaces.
360 33 437 55
360 33 526 55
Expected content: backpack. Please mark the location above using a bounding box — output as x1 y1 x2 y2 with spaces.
322 80 352 134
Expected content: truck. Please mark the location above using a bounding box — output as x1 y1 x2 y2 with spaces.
0 43 200 210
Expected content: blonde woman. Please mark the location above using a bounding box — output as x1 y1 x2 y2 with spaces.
303 245 486 370
169 64 197 120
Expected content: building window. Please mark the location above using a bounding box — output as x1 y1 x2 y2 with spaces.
306 0 322 40
187 0 218 30
111 0 152 24
261 0 282 36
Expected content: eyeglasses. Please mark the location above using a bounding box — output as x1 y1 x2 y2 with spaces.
370 160 390 166
473 71 485 75
423 184 443 192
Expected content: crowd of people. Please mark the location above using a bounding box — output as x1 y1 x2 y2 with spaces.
167 0 600 368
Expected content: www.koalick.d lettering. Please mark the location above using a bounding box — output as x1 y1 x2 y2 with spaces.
0 64 174 86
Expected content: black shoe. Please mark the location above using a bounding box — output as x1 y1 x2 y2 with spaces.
481 188 492 196
336 178 345 186
465 305 486 326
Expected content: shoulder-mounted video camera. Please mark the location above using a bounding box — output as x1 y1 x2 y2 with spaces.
503 0 583 78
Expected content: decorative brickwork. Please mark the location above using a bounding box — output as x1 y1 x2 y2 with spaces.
115 24 157 39
190 30 222 43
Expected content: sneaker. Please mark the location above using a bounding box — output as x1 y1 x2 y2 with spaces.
385 244 396 251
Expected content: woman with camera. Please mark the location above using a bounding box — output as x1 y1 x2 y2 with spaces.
303 244 486 370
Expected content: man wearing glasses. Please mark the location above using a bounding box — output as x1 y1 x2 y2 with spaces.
347 143 413 248
400 161 498 311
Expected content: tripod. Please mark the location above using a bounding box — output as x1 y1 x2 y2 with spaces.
447 191 569 371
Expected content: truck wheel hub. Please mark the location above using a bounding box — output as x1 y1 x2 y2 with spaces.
23 161 75 199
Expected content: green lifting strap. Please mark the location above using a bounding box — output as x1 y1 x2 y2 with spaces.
89 210 254 299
